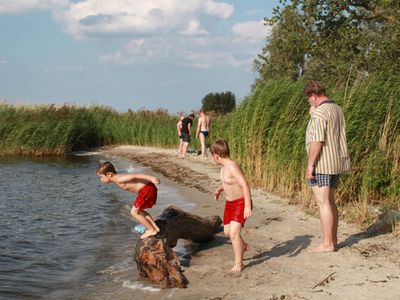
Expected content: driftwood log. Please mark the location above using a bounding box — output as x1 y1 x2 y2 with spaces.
134 205 222 288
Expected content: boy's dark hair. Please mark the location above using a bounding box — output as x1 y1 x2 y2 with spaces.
188 113 195 119
211 139 230 158
96 161 117 175
304 80 327 97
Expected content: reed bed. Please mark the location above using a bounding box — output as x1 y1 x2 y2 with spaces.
0 74 398 222
210 75 399 221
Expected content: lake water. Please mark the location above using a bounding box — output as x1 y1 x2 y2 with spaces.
0 153 196 299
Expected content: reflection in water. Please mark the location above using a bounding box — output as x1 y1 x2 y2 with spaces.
0 155 194 299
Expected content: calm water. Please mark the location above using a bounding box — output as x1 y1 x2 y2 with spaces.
0 153 195 299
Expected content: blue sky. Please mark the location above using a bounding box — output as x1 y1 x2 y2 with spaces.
0 0 279 113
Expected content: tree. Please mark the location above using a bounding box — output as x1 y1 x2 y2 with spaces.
201 91 236 114
254 0 400 86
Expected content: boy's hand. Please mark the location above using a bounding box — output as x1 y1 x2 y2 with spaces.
214 190 221 201
153 178 161 185
244 207 252 219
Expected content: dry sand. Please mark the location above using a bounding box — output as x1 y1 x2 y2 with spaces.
100 145 400 300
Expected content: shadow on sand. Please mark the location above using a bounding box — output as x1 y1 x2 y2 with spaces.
245 235 313 268
337 208 399 249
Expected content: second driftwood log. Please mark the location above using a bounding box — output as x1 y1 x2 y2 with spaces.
134 205 222 288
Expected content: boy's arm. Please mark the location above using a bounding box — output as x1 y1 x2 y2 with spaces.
214 183 224 201
117 173 160 185
230 164 252 219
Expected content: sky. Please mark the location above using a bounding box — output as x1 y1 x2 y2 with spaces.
0 0 280 113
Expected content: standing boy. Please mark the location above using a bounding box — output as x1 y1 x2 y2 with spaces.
96 161 161 239
304 80 351 252
211 140 252 273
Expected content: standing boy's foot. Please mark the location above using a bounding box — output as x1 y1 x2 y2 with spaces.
243 243 250 253
308 243 335 253
229 263 244 273
140 229 158 239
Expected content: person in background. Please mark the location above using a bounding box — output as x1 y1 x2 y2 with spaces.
180 113 195 158
196 111 211 157
177 115 184 156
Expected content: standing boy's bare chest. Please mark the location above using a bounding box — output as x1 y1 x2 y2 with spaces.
220 168 236 186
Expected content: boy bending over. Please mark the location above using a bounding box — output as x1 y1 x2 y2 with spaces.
211 140 252 273
96 161 160 239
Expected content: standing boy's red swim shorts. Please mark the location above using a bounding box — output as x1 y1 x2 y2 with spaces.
133 182 157 210
223 198 245 227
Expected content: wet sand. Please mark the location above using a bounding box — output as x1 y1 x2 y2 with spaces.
97 145 400 300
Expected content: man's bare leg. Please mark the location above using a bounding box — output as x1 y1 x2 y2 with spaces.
181 142 188 158
200 133 206 156
309 186 335 253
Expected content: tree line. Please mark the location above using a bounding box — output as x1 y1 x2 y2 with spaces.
253 0 400 86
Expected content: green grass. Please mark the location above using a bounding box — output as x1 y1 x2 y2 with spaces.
0 74 398 223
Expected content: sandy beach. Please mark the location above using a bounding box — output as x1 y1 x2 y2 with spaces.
99 145 400 300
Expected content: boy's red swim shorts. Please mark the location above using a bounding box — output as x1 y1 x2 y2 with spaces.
223 198 245 227
133 182 157 210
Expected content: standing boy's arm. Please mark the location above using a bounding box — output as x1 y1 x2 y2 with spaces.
214 183 224 201
230 164 252 219
117 173 160 185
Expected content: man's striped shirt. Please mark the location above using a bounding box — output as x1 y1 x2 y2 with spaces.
306 101 351 175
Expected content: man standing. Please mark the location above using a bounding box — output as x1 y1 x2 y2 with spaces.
304 80 351 253
196 111 211 157
180 113 195 158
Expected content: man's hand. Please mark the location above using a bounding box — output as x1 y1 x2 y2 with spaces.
305 165 315 180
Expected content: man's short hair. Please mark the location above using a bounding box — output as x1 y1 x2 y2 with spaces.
304 80 327 97
211 139 230 158
96 161 117 175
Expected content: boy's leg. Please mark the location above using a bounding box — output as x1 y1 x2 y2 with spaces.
309 186 335 252
130 207 158 239
140 210 160 232
228 221 247 273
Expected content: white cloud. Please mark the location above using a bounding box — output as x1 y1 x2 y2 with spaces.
100 33 263 70
232 20 271 41
180 20 209 36
54 0 234 39
0 0 68 13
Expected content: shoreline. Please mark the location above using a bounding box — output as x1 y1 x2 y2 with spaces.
98 145 400 300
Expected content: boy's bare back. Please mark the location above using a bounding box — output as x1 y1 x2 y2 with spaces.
112 174 151 194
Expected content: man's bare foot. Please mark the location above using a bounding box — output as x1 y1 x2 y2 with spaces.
308 244 335 253
229 263 244 273
243 243 250 253
140 229 158 239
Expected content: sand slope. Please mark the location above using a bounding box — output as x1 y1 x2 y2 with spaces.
100 145 400 300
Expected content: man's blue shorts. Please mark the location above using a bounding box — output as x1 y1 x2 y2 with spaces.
307 173 340 188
